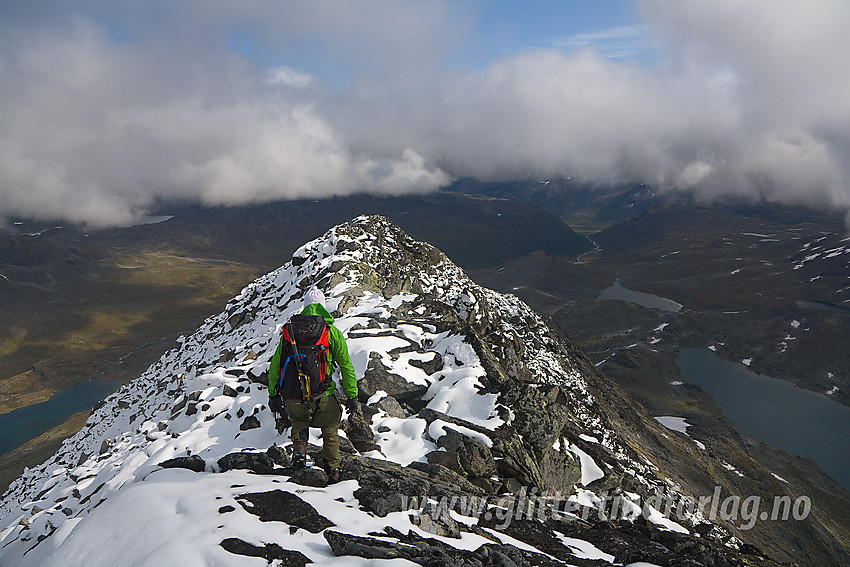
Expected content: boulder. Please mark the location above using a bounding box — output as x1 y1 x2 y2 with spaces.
410 509 461 539
359 355 422 399
220 538 311 566
371 394 406 419
408 352 444 375
287 467 329 488
158 455 206 473
340 455 484 518
235 490 335 532
342 411 381 454
266 444 290 467
217 451 276 475
435 428 497 478
500 384 570 460
239 415 261 430
425 451 465 476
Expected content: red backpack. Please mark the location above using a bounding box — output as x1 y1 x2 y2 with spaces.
278 314 332 402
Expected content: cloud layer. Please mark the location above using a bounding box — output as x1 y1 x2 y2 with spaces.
1 0 849 226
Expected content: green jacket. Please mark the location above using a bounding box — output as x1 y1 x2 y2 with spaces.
267 303 358 399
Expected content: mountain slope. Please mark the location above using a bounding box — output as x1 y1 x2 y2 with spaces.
0 216 828 566
0 191 591 493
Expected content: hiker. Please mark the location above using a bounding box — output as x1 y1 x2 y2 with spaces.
267 287 358 483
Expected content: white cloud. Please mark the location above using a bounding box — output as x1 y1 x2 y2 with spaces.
1 0 849 226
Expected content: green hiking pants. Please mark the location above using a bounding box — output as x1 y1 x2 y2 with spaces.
285 394 343 470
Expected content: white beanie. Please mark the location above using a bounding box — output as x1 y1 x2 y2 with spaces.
304 287 325 306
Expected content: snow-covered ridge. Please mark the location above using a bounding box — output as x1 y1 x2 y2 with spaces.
0 215 702 566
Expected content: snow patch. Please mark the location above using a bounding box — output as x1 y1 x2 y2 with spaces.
565 442 605 486
653 417 690 435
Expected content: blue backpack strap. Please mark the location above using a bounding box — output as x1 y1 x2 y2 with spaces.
278 355 292 391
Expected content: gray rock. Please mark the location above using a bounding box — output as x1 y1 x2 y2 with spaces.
435 428 497 478
410 509 461 539
158 455 206 473
247 366 266 384
342 411 381 454
239 415 260 430
287 467 329 488
371 394 406 419
408 352 444 375
266 444 290 467
99 439 111 455
359 355 422 398
341 455 484 518
324 530 416 561
500 385 569 460
235 490 335 532
425 450 465 476
217 451 275 474
418 407 542 488
220 538 311 565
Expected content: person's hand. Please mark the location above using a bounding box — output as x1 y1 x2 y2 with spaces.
345 396 359 415
268 394 283 415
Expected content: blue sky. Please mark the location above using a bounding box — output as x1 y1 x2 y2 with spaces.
471 0 643 62
1 1 850 226
227 1 650 81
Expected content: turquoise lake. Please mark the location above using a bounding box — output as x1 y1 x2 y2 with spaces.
0 380 118 456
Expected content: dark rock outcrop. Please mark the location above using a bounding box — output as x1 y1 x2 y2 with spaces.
235 490 335 533
359 355 423 399
339 454 485 518
408 352 444 375
239 415 261 430
323 529 568 567
434 428 497 479
217 451 277 475
220 538 311 565
158 455 206 473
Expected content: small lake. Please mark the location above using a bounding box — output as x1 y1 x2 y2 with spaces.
600 281 683 312
0 380 118 457
678 348 850 491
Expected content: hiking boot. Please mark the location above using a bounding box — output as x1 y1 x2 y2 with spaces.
326 468 340 485
292 439 308 468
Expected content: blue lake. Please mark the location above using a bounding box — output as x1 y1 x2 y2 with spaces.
678 348 850 491
600 281 683 312
0 380 118 456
